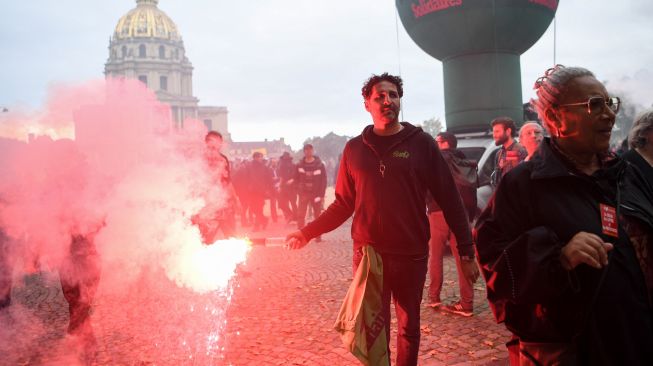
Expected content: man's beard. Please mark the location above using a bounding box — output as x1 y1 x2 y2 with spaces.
495 134 509 146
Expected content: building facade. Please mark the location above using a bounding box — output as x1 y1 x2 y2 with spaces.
104 0 228 136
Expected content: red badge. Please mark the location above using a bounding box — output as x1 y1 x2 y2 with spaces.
600 204 618 238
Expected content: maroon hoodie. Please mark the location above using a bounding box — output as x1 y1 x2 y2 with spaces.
301 122 473 257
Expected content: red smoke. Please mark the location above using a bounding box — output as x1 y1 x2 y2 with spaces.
0 78 247 363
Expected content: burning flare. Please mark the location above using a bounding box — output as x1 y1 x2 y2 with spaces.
173 238 252 294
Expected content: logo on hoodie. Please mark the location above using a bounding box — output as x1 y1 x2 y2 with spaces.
392 150 410 159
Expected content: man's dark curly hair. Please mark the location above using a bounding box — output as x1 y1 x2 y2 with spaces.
361 72 404 99
491 116 518 137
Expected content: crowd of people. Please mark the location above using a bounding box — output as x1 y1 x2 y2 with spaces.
194 133 331 242
2 67 652 366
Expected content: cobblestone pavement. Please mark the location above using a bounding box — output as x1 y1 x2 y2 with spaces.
0 219 511 365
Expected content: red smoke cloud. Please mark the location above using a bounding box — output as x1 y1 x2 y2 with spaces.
0 78 241 293
0 78 250 363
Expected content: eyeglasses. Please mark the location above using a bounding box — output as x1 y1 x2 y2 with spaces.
558 96 621 115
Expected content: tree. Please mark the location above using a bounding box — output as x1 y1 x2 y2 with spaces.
417 117 443 137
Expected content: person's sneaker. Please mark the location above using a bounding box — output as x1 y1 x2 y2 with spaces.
442 301 473 317
426 299 442 309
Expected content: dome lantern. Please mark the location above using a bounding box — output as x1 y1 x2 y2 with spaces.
136 0 159 6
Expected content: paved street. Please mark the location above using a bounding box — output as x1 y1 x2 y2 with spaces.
0 219 511 366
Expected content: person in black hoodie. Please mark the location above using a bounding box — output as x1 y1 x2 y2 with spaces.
295 144 327 241
277 151 298 223
476 65 653 365
286 73 479 366
248 152 274 231
426 132 477 317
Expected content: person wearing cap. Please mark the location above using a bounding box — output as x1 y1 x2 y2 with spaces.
294 144 327 242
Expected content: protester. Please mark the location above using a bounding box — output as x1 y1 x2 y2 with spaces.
517 122 544 161
295 144 326 242
248 152 274 231
286 73 479 366
60 232 102 341
193 131 237 242
624 109 653 187
490 117 527 187
0 227 102 360
476 65 653 365
232 159 252 227
427 132 477 317
268 157 280 223
277 151 298 223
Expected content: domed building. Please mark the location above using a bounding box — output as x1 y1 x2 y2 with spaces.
105 0 228 134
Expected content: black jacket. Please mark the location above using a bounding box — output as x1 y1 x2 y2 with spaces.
622 148 653 190
426 148 477 220
295 156 327 198
476 138 653 365
301 122 473 257
277 155 296 184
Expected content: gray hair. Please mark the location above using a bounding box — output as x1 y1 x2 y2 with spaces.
518 121 544 141
530 65 595 135
629 109 653 149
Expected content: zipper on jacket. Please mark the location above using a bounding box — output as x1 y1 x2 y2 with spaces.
379 160 386 178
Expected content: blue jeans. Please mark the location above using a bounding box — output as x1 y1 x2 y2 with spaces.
428 211 473 309
353 247 428 366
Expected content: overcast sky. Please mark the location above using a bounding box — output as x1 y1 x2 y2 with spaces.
1 0 652 149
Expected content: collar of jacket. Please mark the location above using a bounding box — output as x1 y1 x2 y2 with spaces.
530 138 624 181
300 155 322 166
361 122 422 157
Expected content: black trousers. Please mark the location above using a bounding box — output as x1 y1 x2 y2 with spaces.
297 194 322 228
353 247 428 366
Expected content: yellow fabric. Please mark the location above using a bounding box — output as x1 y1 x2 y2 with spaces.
333 246 389 366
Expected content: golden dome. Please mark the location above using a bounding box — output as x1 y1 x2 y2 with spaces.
113 0 180 41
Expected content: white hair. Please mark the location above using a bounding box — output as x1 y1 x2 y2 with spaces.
629 109 653 149
518 121 544 141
